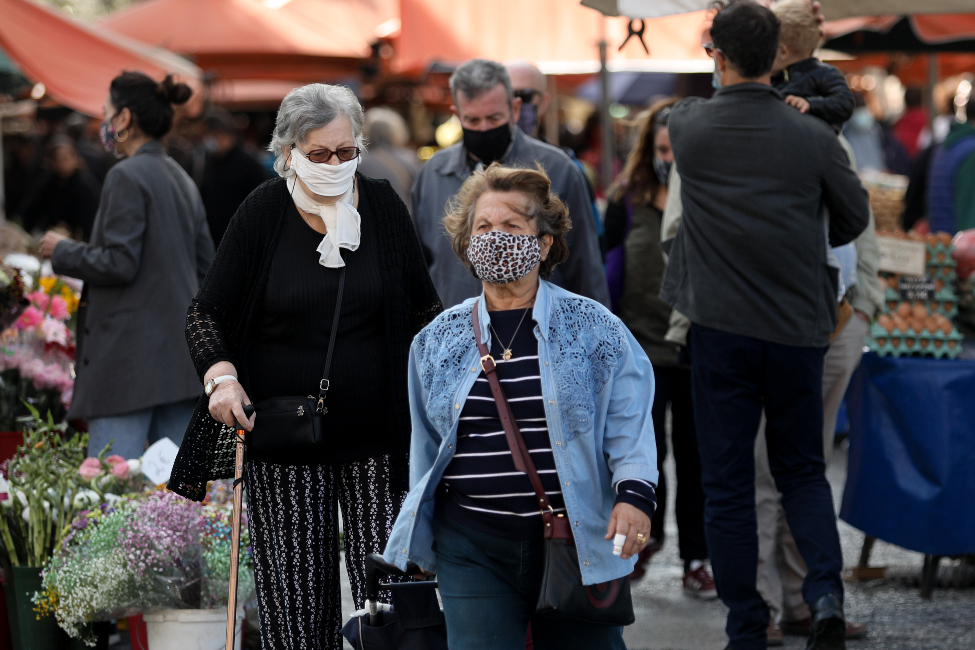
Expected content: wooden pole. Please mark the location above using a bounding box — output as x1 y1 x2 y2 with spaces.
226 423 245 650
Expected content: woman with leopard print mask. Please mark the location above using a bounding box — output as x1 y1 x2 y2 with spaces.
383 163 658 650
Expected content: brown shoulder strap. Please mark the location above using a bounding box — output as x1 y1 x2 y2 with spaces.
472 301 557 535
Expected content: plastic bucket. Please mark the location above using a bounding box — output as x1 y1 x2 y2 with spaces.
142 608 243 650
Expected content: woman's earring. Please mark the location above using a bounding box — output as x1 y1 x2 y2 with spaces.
114 128 129 143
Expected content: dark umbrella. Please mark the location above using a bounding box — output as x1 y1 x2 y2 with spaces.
576 71 678 106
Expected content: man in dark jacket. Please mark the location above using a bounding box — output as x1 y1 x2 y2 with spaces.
411 59 608 308
927 99 975 234
200 109 269 248
660 3 869 650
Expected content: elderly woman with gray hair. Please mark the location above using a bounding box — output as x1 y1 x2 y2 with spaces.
170 83 442 649
384 164 657 650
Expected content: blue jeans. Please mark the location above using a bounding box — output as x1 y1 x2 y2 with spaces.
87 399 196 460
689 325 843 650
432 513 627 650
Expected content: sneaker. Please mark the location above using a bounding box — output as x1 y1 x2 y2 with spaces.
682 562 718 599
767 618 784 646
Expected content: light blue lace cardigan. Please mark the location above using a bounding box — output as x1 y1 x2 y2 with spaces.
384 280 658 585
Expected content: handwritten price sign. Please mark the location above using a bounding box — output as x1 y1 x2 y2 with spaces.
877 236 926 277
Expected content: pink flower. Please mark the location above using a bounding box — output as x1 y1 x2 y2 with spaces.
48 296 70 320
105 455 126 467
40 319 69 346
15 306 43 330
111 462 129 480
28 291 50 311
78 457 102 481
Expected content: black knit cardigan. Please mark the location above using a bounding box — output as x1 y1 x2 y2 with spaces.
168 174 443 501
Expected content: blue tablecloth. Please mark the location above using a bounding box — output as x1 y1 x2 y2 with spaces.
841 352 975 556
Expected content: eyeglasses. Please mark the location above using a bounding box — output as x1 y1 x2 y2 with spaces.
703 42 723 59
514 89 542 104
292 144 361 164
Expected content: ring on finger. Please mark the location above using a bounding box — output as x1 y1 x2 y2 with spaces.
636 533 647 545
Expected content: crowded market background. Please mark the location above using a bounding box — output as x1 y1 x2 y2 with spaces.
0 1 974 649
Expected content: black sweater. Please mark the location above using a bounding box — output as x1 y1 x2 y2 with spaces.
245 199 388 464
772 57 855 129
169 175 443 501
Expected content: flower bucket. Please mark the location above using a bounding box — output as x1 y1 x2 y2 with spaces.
2 565 68 650
142 608 243 650
126 614 148 650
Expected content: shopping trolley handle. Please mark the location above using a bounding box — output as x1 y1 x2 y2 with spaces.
364 553 423 602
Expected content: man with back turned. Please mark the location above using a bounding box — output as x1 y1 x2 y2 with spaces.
660 2 869 649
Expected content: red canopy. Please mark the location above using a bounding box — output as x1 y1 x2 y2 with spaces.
101 0 380 81
394 0 714 75
825 14 975 44
0 0 202 117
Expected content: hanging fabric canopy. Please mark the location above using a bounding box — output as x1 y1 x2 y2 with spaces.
100 0 376 81
825 14 975 53
394 0 713 75
0 0 201 117
271 0 398 48
582 0 975 20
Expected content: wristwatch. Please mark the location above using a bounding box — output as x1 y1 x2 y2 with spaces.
204 375 238 397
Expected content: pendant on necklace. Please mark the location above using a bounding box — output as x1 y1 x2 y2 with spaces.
502 349 513 362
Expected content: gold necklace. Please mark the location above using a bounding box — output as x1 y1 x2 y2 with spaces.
489 302 534 362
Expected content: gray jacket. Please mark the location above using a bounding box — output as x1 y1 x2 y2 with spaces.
53 141 214 419
411 126 609 308
660 84 870 349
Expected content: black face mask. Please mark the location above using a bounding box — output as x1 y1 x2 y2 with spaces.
463 122 512 166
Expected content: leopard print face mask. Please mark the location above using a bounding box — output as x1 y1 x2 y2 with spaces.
467 231 542 284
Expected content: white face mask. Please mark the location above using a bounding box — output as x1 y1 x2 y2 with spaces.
289 146 358 197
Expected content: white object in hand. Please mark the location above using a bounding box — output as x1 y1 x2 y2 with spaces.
613 533 627 556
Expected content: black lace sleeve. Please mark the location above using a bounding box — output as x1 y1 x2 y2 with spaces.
185 301 236 381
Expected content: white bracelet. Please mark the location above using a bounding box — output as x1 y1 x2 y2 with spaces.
205 374 238 397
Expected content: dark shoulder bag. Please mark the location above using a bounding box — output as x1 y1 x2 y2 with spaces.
471 302 634 626
251 268 345 452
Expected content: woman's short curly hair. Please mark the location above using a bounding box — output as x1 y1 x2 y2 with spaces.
444 163 571 279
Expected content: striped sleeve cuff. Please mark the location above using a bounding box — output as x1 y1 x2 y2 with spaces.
614 478 657 520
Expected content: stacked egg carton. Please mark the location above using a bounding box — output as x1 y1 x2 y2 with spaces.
926 234 957 291
868 303 964 359
883 286 959 320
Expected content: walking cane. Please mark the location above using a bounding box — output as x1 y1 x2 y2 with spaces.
227 404 255 650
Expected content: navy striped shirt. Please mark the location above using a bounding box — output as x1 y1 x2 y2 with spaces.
440 308 561 539
438 308 657 540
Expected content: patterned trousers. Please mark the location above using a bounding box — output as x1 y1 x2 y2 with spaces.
245 455 406 650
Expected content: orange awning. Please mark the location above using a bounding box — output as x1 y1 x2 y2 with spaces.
825 14 975 44
101 0 379 81
272 0 398 48
394 0 713 75
0 0 201 117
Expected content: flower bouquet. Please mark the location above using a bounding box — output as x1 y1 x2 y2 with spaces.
0 406 143 569
0 273 80 429
36 484 255 645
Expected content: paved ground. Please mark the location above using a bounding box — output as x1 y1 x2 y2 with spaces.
339 439 975 650
109 437 974 649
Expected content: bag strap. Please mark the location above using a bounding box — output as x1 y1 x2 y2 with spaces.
317 267 346 414
472 301 558 537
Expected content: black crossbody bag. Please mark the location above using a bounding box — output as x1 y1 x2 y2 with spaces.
251 268 345 452
471 302 634 626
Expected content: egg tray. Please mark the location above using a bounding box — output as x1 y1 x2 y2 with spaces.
867 322 964 359
882 288 959 320
927 259 957 282
925 242 955 265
